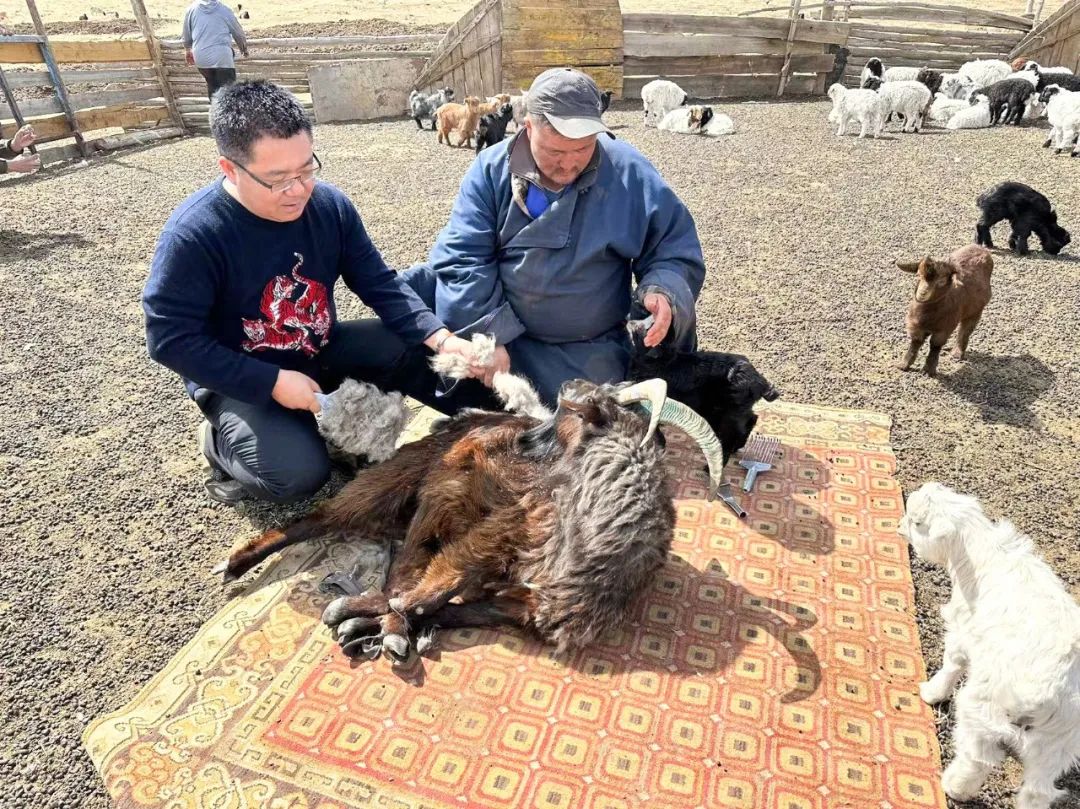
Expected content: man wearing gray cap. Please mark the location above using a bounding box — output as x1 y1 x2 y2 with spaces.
403 67 705 404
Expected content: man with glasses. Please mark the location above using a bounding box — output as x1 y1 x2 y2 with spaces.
143 80 479 505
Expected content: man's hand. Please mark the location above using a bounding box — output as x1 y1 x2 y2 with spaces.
6 154 40 175
185 48 195 66
11 124 35 152
642 292 673 348
271 369 322 412
477 345 510 388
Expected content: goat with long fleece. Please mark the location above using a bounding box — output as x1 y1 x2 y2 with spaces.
1023 61 1078 93
217 375 729 662
641 79 688 127
658 105 736 136
957 58 1013 89
973 77 1036 125
1040 85 1080 156
976 181 1071 255
828 82 884 138
878 80 931 132
407 86 453 130
946 94 991 129
940 72 976 100
899 482 1080 809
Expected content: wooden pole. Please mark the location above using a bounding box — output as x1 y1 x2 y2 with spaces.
0 66 38 155
777 0 804 96
24 0 90 159
129 0 187 134
1033 0 1046 22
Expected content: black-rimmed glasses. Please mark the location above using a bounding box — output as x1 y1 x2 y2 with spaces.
233 152 322 194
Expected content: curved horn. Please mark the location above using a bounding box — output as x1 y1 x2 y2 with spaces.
613 379 668 446
632 396 727 499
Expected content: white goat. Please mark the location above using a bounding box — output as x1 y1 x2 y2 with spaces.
878 80 932 132
641 79 688 128
884 66 921 82
899 482 1080 809
1040 85 1080 156
509 89 527 129
946 94 992 129
958 59 1013 89
928 92 970 124
940 72 977 100
827 83 883 138
658 105 735 136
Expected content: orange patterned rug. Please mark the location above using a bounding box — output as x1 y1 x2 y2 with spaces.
84 401 946 809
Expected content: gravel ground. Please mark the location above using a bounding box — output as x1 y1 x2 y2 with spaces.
1 99 1078 808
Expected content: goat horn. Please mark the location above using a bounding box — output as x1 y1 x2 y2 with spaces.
613 379 667 446
631 395 727 500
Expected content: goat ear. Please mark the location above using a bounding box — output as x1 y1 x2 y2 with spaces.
895 259 921 273
559 398 610 430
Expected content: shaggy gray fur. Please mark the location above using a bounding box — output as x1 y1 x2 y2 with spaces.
314 379 411 462
519 398 676 653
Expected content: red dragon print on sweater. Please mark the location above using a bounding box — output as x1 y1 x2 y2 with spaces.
241 253 331 357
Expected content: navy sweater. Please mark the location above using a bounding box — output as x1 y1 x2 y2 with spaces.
143 180 443 404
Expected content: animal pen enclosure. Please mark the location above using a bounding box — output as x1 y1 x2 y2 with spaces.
1010 0 1080 71
0 0 183 165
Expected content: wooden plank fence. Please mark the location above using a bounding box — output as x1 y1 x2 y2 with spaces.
622 11 849 98
1010 0 1080 71
160 35 437 131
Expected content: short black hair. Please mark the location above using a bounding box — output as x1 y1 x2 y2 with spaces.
210 80 312 163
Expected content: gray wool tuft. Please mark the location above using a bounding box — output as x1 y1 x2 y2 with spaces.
315 379 411 462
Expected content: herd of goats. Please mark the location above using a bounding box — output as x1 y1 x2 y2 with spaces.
210 68 1080 809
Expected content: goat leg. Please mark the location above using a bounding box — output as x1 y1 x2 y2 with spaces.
216 510 331 582
975 222 994 249
411 593 534 633
952 315 981 360
898 336 926 371
923 337 946 376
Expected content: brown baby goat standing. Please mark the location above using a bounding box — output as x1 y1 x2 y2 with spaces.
436 96 482 148
896 245 993 376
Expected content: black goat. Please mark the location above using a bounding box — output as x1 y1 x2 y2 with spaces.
975 181 1071 256
1028 67 1080 93
916 68 943 96
600 90 614 113
971 78 1035 125
475 103 514 155
627 319 780 464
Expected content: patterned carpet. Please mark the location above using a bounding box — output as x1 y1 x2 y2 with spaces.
84 401 946 809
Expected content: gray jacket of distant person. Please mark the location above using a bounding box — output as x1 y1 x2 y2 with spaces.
182 0 248 69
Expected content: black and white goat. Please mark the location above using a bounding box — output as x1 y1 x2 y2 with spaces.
475 102 514 155
408 87 454 131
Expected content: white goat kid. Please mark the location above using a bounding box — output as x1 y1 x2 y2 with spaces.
827 83 883 138
900 482 1080 809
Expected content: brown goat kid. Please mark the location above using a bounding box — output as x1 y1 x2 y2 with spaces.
218 379 726 663
436 96 482 148
896 244 993 376
476 93 511 116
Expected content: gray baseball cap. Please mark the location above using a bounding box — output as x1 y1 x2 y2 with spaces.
526 68 611 139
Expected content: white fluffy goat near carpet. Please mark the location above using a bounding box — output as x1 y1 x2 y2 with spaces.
900 482 1080 809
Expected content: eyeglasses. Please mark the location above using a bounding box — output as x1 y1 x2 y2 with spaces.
232 152 322 194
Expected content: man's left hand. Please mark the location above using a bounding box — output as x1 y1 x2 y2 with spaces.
11 124 36 152
642 292 673 348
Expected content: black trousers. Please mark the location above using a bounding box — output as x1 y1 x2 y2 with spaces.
198 67 237 102
197 319 498 504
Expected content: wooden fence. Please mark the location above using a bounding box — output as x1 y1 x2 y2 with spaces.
623 12 849 98
1010 0 1080 71
834 2 1033 84
160 35 437 131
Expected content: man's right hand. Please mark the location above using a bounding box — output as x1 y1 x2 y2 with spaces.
185 48 195 66
6 153 40 174
272 369 322 412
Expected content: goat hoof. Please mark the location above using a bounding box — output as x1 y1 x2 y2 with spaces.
383 633 411 663
322 596 356 628
336 615 380 642
319 571 366 597
340 634 383 660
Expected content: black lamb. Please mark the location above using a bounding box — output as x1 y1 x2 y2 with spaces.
916 68 943 96
475 103 514 155
975 181 1071 256
1029 67 1080 93
972 78 1035 125
627 318 781 465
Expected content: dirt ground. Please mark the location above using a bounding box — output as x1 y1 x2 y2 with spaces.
1 98 1079 808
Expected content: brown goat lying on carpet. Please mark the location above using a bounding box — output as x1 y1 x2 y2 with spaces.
217 378 725 663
